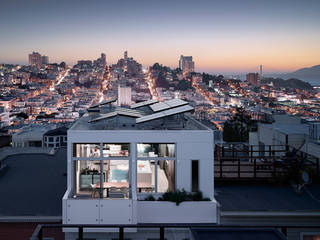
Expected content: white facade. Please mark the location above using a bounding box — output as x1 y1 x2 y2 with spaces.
118 85 132 106
63 111 217 239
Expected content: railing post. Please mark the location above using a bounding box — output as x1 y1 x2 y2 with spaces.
254 159 256 179
160 226 165 240
281 227 287 237
220 155 223 178
269 145 271 157
238 158 240 178
119 227 124 240
250 145 253 162
38 227 43 240
232 145 235 158
78 227 83 240
222 146 224 157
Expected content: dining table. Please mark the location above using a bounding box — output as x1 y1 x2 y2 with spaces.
95 182 154 196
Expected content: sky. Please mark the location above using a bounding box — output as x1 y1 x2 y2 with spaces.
1 0 320 73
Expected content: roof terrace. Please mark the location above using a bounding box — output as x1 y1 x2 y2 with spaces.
70 99 208 131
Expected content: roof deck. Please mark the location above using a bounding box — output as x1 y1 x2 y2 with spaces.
70 99 209 131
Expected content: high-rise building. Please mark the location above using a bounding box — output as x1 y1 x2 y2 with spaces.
246 72 261 87
179 55 195 74
124 51 128 61
28 52 41 68
101 53 106 67
118 80 131 106
41 55 49 65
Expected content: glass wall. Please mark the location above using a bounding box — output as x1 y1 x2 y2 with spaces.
137 159 175 193
137 143 175 158
73 143 100 158
74 160 102 197
157 160 175 192
137 160 155 193
101 160 130 198
103 143 130 157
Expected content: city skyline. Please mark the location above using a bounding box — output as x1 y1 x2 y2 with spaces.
1 0 320 73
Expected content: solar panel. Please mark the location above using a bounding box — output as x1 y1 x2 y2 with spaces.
88 112 117 122
150 102 170 112
117 109 143 118
88 108 143 123
130 99 158 109
136 112 166 123
165 98 188 108
163 105 194 117
149 98 188 112
89 98 117 108
136 105 193 123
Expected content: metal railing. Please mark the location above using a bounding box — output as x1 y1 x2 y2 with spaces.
30 223 320 240
214 144 320 181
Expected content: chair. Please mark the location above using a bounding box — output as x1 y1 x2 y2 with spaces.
120 187 129 198
109 187 125 198
90 184 99 198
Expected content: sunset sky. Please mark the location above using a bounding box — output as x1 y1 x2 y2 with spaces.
1 0 320 73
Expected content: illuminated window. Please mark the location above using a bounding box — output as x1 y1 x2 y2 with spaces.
102 143 130 157
137 143 175 158
73 143 100 158
137 159 175 193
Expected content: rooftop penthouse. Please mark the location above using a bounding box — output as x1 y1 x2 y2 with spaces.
63 98 217 239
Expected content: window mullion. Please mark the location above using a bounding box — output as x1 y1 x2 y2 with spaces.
155 160 158 193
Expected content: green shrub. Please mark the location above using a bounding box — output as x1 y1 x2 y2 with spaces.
143 189 210 206
144 195 156 201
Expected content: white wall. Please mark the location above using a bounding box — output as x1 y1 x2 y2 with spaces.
67 129 214 199
64 129 216 226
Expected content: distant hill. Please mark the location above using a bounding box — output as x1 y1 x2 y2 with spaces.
262 77 313 90
265 65 320 86
283 65 320 82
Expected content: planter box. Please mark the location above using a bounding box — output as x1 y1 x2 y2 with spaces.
137 200 217 223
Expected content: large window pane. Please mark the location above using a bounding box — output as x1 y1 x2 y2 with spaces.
103 143 130 157
157 160 175 192
137 143 175 158
74 160 102 197
101 160 130 199
137 160 155 193
73 143 100 158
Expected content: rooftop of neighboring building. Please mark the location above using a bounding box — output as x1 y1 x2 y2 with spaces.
191 228 286 240
12 124 56 140
44 126 68 137
215 182 320 212
0 148 67 218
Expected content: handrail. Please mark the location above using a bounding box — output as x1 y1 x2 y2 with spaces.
30 223 320 240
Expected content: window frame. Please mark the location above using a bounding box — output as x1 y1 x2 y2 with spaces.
72 142 132 199
136 143 176 159
300 232 320 240
136 142 177 194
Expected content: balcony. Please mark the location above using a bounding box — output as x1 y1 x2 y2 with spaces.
63 189 217 226
137 200 217 223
